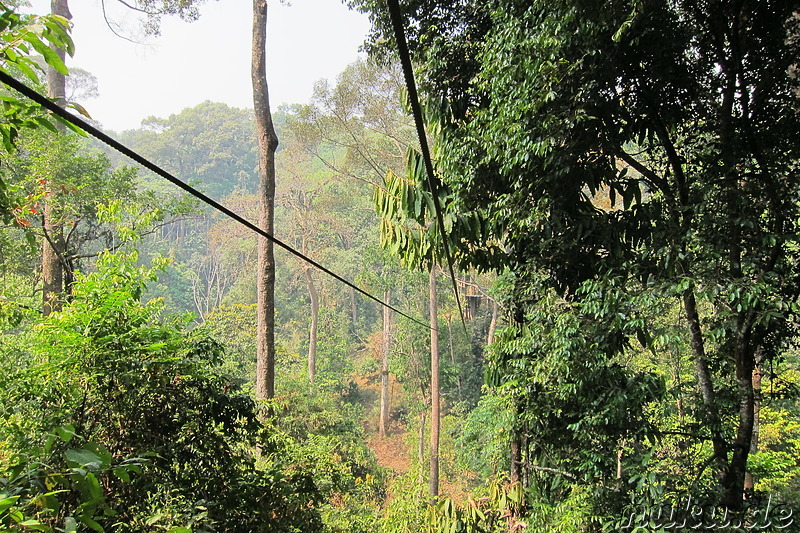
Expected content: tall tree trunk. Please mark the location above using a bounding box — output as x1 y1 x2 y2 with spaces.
252 0 278 402
350 286 357 327
487 299 498 347
42 0 71 316
418 409 427 485
510 427 522 484
682 289 727 473
42 203 64 315
379 289 391 437
724 336 756 509
429 266 440 499
744 349 764 491
305 258 318 386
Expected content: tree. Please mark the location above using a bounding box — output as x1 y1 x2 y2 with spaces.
0 2 75 256
117 101 261 198
287 58 417 340
379 288 391 437
41 0 71 315
289 58 416 188
356 0 800 512
375 144 493 497
252 0 279 403
0 0 82 315
274 140 327 387
8 131 147 287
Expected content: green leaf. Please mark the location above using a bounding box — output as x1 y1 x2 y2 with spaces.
112 467 130 483
24 32 67 75
84 472 102 501
16 519 50 531
56 424 76 443
13 60 40 84
65 448 103 471
66 101 92 119
63 517 78 533
78 514 104 533
0 494 20 515
8 508 23 523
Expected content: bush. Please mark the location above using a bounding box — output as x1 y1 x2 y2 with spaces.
0 251 324 531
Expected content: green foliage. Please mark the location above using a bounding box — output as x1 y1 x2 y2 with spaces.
199 302 257 390
269 389 386 533
0 425 147 533
374 126 500 273
751 405 800 502
455 391 512 480
0 251 325 531
356 0 800 514
0 2 76 225
116 102 263 199
0 125 196 310
0 2 74 145
489 273 663 470
381 474 527 533
380 469 427 533
288 58 415 189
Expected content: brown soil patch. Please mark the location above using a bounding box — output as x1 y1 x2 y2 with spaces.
352 332 413 474
367 423 411 474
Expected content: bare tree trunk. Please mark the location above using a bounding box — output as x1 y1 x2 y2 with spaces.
42 0 71 316
429 266 440 499
350 286 357 326
510 428 522 484
252 0 279 402
487 299 498 347
305 260 318 386
683 290 727 472
42 203 64 315
724 337 756 509
744 349 764 491
379 289 391 437
418 409 427 485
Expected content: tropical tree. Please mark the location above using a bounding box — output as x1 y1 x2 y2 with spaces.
375 142 495 497
39 0 71 315
356 0 800 515
252 0 279 403
289 58 416 188
117 101 260 198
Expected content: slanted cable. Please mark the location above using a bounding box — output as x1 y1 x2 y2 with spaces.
384 0 467 332
0 69 430 330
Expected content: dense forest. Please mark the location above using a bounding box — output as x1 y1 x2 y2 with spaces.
1 0 800 531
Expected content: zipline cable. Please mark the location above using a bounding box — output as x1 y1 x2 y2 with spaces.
0 69 430 330
385 0 467 332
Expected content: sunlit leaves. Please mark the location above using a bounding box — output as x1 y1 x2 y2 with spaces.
0 6 74 151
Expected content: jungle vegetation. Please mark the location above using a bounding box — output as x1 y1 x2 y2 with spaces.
1 1 800 531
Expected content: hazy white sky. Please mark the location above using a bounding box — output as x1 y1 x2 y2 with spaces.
24 0 371 132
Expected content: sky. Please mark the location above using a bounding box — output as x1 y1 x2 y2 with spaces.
24 0 372 132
